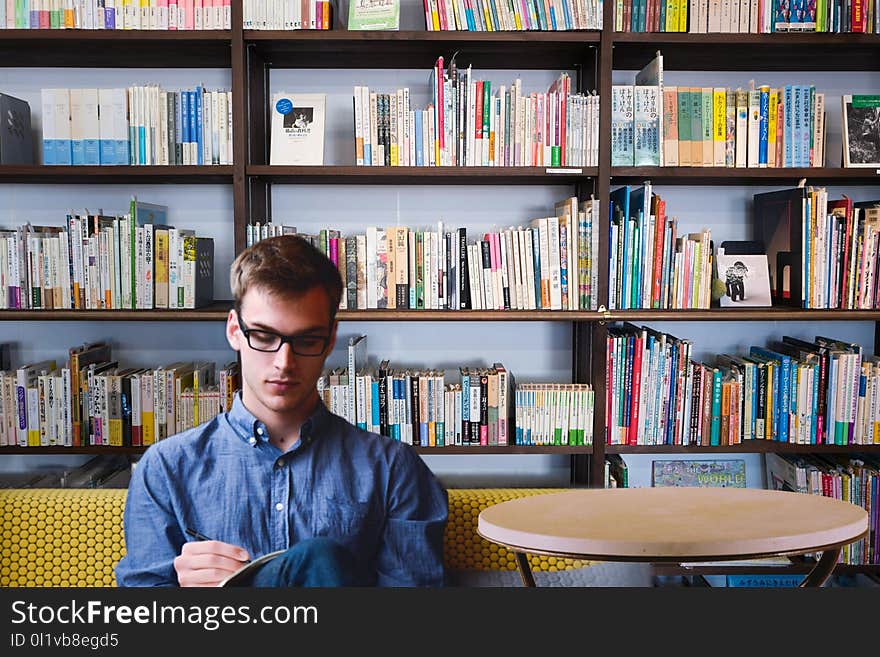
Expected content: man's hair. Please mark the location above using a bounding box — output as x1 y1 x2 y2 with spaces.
230 235 343 321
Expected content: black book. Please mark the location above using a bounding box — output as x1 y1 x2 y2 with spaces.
457 228 470 309
345 236 358 309
377 359 389 438
410 374 420 446
0 93 33 165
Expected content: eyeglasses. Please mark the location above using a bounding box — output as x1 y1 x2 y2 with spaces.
237 314 331 356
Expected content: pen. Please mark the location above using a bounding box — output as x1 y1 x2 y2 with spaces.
185 527 215 542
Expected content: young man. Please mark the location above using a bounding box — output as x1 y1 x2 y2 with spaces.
116 236 448 587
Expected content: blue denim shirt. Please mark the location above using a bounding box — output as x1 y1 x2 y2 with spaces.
115 394 448 587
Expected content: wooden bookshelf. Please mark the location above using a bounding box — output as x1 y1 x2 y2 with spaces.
605 308 880 321
605 444 880 454
611 32 880 71
0 446 145 455
414 445 591 455
246 165 598 184
0 29 233 68
0 165 234 184
0 302 234 322
611 167 880 186
245 30 601 69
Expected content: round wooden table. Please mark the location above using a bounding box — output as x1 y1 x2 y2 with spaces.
477 488 869 587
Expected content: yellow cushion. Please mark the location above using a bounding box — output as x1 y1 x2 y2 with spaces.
445 488 591 572
0 487 590 587
0 489 127 587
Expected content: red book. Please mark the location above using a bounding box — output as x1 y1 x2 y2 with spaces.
474 80 484 151
651 197 666 308
627 330 644 446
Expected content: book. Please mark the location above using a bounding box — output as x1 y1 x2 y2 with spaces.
716 252 772 307
347 0 399 30
218 548 288 587
841 94 880 167
651 459 746 487
270 92 326 165
0 92 34 165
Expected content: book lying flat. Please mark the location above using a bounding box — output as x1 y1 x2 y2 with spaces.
219 549 287 587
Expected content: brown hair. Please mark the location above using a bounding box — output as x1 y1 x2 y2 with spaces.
230 235 343 321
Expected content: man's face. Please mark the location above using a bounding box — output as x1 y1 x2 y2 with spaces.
226 285 337 422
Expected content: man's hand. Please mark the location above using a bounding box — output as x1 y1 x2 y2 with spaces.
174 541 251 587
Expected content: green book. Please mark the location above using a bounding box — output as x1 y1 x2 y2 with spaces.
347 0 400 30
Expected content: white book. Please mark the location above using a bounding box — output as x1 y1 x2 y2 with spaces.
353 86 364 166
747 89 760 168
41 89 56 166
269 92 326 165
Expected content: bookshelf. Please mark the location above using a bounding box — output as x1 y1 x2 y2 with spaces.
0 4 878 536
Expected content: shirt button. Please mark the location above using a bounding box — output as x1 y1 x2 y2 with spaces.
248 437 257 446
275 503 284 512
276 460 284 468
256 427 264 436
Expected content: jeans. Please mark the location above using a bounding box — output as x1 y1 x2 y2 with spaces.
245 538 367 587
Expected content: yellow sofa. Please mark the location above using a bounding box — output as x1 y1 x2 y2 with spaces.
0 488 591 587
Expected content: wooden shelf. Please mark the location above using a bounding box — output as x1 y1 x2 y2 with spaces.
247 165 597 184
415 445 590 455
336 309 605 321
245 30 600 69
0 165 234 184
605 443 880 454
606 308 880 321
612 32 880 71
652 562 880 577
611 167 880 186
0 29 233 67
0 302 233 322
0 446 145 455
0 445 590 456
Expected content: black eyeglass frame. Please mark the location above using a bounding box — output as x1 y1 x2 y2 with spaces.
236 313 333 356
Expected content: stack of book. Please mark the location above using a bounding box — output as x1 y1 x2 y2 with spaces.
0 341 241 448
766 452 879 565
753 187 880 309
319 336 516 446
514 383 594 446
41 85 233 166
250 196 601 312
613 53 826 167
615 0 877 33
423 0 603 30
243 0 332 28
607 327 879 448
609 183 712 310
0 198 215 311
354 59 599 167
0 0 233 29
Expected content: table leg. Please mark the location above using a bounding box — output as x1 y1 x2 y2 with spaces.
799 548 841 588
514 552 536 587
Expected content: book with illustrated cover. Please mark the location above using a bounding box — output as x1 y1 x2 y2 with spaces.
842 94 880 167
347 0 399 30
270 93 326 165
652 459 746 488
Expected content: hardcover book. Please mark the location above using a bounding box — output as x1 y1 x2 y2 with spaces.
651 459 746 488
0 92 33 165
270 93 326 166
842 94 880 167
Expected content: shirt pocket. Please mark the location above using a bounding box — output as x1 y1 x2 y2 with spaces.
309 498 379 543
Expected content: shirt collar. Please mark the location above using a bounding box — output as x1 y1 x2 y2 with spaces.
227 392 333 447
